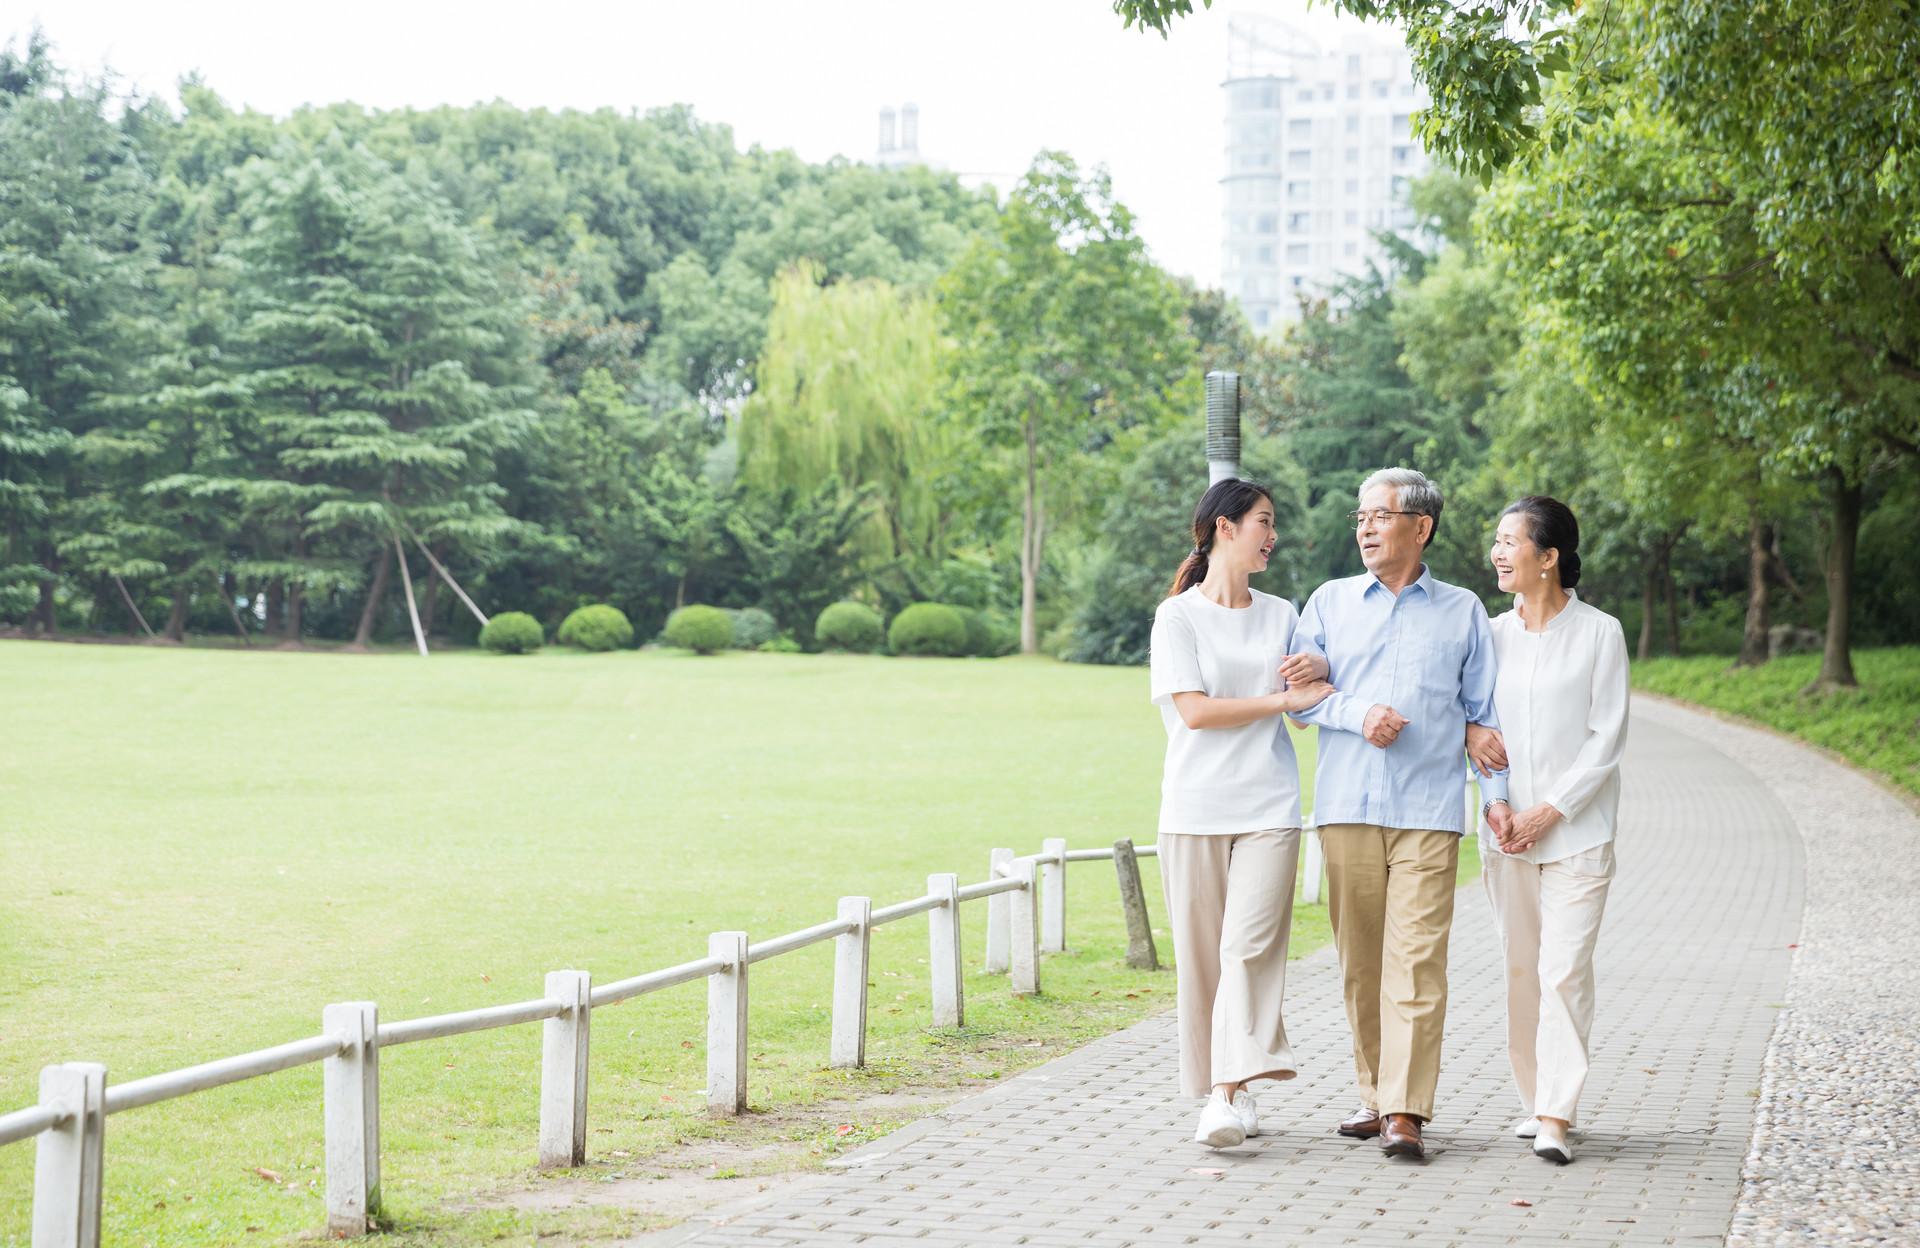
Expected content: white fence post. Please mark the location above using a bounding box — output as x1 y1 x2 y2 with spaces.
538 971 591 1168
830 897 871 1069
1040 837 1067 953
984 848 1013 974
1301 830 1326 905
322 1002 379 1237
928 873 964 1027
31 1062 105 1248
707 932 748 1115
1010 857 1041 996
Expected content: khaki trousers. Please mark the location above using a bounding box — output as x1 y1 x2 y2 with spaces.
1482 843 1615 1125
1159 828 1301 1098
1319 823 1459 1121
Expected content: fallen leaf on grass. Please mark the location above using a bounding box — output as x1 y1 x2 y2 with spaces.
835 1124 855 1136
250 1167 282 1184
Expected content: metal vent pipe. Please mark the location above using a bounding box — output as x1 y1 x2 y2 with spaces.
1204 370 1242 485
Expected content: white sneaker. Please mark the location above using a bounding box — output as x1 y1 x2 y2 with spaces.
1231 1090 1261 1138
1193 1093 1247 1149
1513 1116 1540 1139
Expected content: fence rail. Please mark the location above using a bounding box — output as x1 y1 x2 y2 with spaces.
2 836 1181 1248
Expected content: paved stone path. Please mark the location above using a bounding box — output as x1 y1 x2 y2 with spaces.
1640 698 1920 1246
659 700 1807 1246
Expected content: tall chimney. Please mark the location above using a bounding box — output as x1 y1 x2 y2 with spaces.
1205 370 1243 484
878 107 897 155
900 102 919 154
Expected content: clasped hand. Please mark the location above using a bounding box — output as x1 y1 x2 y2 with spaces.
1488 800 1561 855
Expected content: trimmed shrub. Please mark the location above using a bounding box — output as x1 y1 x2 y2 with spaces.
957 608 1018 657
815 601 885 653
976 610 1020 657
759 633 803 654
958 608 993 657
556 603 635 652
479 611 544 654
663 604 733 654
888 602 969 657
730 607 778 650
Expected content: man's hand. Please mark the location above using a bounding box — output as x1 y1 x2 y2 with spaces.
1501 801 1563 854
1465 723 1508 777
1362 704 1410 748
1278 652 1329 686
1485 800 1514 848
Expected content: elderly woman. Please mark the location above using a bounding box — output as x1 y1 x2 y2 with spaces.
1480 496 1630 1165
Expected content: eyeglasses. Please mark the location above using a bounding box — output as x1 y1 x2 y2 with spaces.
1347 509 1421 529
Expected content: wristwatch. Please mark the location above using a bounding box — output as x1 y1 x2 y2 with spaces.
1481 799 1509 820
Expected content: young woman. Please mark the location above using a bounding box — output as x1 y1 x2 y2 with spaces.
1479 496 1630 1165
1149 478 1334 1148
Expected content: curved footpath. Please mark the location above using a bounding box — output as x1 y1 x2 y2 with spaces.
636 696 1916 1247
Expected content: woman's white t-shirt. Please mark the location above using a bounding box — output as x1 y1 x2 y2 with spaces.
1148 586 1303 837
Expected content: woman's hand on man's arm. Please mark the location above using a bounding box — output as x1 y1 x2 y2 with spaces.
1171 682 1333 730
1465 722 1508 777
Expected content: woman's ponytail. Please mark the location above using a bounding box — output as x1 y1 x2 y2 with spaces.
1169 546 1211 597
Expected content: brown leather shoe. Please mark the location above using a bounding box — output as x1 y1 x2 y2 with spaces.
1336 1107 1382 1138
1380 1113 1425 1159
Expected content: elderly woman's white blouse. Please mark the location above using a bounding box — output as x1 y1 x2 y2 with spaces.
1483 592 1630 865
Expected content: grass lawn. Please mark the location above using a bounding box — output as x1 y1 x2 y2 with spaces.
1633 646 1920 798
0 641 1481 1247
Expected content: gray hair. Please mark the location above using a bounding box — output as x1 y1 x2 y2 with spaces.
1359 467 1443 547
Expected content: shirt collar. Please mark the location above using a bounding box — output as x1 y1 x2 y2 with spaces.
1363 563 1434 600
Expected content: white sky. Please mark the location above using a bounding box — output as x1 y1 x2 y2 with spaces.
6 0 1397 288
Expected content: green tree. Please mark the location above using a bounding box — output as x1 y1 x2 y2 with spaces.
219 135 540 647
0 58 158 632
940 152 1194 653
726 479 874 646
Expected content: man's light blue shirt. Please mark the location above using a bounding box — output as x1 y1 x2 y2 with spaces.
1291 565 1508 833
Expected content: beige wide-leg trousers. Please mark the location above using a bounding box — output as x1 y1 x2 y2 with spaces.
1482 842 1615 1125
1319 824 1459 1121
1158 827 1301 1098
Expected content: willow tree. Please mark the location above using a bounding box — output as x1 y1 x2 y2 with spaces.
739 263 952 568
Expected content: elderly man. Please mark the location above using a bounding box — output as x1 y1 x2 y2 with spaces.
1282 467 1508 1161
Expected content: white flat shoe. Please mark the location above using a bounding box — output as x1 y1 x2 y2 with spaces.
1232 1090 1260 1138
1513 1116 1540 1139
1533 1124 1572 1165
1194 1093 1247 1149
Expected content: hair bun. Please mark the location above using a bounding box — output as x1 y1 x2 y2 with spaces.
1561 550 1583 589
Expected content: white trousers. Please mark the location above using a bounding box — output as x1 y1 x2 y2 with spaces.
1158 827 1300 1098
1482 842 1615 1124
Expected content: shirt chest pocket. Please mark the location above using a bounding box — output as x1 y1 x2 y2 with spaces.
1410 633 1466 698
